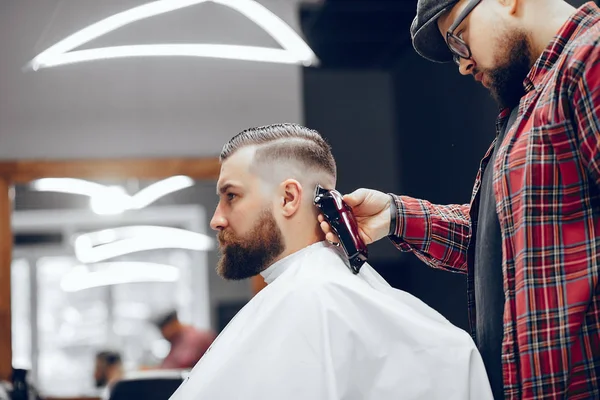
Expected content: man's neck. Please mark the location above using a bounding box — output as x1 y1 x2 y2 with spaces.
527 1 576 57
275 222 325 262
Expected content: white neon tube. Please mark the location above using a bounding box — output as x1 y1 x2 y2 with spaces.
31 178 111 197
60 262 180 292
74 225 214 263
30 176 194 215
128 176 194 209
39 45 306 68
29 0 318 70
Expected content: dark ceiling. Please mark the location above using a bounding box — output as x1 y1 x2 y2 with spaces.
300 0 418 69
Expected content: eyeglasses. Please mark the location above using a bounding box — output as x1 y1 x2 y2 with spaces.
446 0 483 65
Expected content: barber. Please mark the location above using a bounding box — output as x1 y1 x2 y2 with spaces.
320 0 600 398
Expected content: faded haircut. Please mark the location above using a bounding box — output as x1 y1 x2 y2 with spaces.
220 123 336 184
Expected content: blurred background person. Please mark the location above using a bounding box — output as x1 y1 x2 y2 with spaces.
153 310 216 369
94 350 123 399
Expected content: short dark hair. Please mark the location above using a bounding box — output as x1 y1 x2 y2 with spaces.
153 310 178 329
96 350 122 366
220 123 336 181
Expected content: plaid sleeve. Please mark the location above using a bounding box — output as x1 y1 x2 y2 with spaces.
388 195 471 273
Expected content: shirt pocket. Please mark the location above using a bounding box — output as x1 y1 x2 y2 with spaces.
529 118 587 220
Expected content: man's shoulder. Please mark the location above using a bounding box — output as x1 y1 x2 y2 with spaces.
291 249 365 290
562 19 600 80
274 256 364 301
282 268 357 298
570 23 600 53
258 244 377 315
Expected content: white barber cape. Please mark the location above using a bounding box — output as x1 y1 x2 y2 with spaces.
170 241 493 400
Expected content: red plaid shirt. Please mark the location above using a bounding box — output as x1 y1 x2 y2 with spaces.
390 3 600 399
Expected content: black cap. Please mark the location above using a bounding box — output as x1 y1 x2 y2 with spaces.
410 0 459 63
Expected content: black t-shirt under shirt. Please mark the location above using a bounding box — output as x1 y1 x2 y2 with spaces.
473 107 518 400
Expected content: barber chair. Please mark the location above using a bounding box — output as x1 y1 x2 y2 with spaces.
109 369 188 400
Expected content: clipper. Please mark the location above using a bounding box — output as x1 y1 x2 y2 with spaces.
314 184 368 274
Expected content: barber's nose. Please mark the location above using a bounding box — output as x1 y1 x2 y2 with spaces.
458 57 475 76
210 206 228 231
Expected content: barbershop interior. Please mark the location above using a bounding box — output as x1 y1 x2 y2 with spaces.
0 0 597 399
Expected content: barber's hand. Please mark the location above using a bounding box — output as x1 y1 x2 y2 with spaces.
318 188 391 245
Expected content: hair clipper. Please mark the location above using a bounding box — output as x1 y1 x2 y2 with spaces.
314 184 368 274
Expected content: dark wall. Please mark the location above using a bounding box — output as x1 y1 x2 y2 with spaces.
303 69 410 290
390 49 499 330
572 0 598 6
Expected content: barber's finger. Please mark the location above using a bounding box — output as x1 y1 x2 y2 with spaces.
320 220 332 234
325 232 339 243
342 188 368 207
317 214 326 223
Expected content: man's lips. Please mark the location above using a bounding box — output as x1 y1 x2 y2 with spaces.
475 72 490 89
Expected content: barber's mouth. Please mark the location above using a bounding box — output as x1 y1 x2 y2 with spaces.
475 72 490 89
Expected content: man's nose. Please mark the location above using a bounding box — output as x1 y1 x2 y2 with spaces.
210 207 227 231
458 57 475 76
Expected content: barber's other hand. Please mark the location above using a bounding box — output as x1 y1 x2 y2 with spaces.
318 188 391 245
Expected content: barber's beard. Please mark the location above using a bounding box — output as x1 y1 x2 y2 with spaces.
216 208 285 280
481 31 533 109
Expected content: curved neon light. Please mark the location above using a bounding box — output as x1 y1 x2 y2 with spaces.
60 262 180 292
28 0 319 70
31 176 194 215
74 225 215 263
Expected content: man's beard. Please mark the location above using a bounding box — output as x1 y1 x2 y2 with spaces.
216 208 285 280
481 30 533 109
95 376 107 388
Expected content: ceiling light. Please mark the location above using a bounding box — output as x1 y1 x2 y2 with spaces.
28 0 319 70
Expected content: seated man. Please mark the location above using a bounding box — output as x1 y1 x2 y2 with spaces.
94 350 123 400
170 123 493 399
152 309 216 369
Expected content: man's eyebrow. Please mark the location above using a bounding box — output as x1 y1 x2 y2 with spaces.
217 183 238 195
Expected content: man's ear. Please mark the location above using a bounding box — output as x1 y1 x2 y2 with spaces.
279 179 303 217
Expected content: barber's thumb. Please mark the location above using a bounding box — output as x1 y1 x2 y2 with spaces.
342 188 368 207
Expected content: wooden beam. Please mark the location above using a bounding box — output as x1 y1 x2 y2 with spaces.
0 179 12 381
0 157 220 183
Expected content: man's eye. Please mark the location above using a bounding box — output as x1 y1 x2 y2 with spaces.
226 193 237 201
